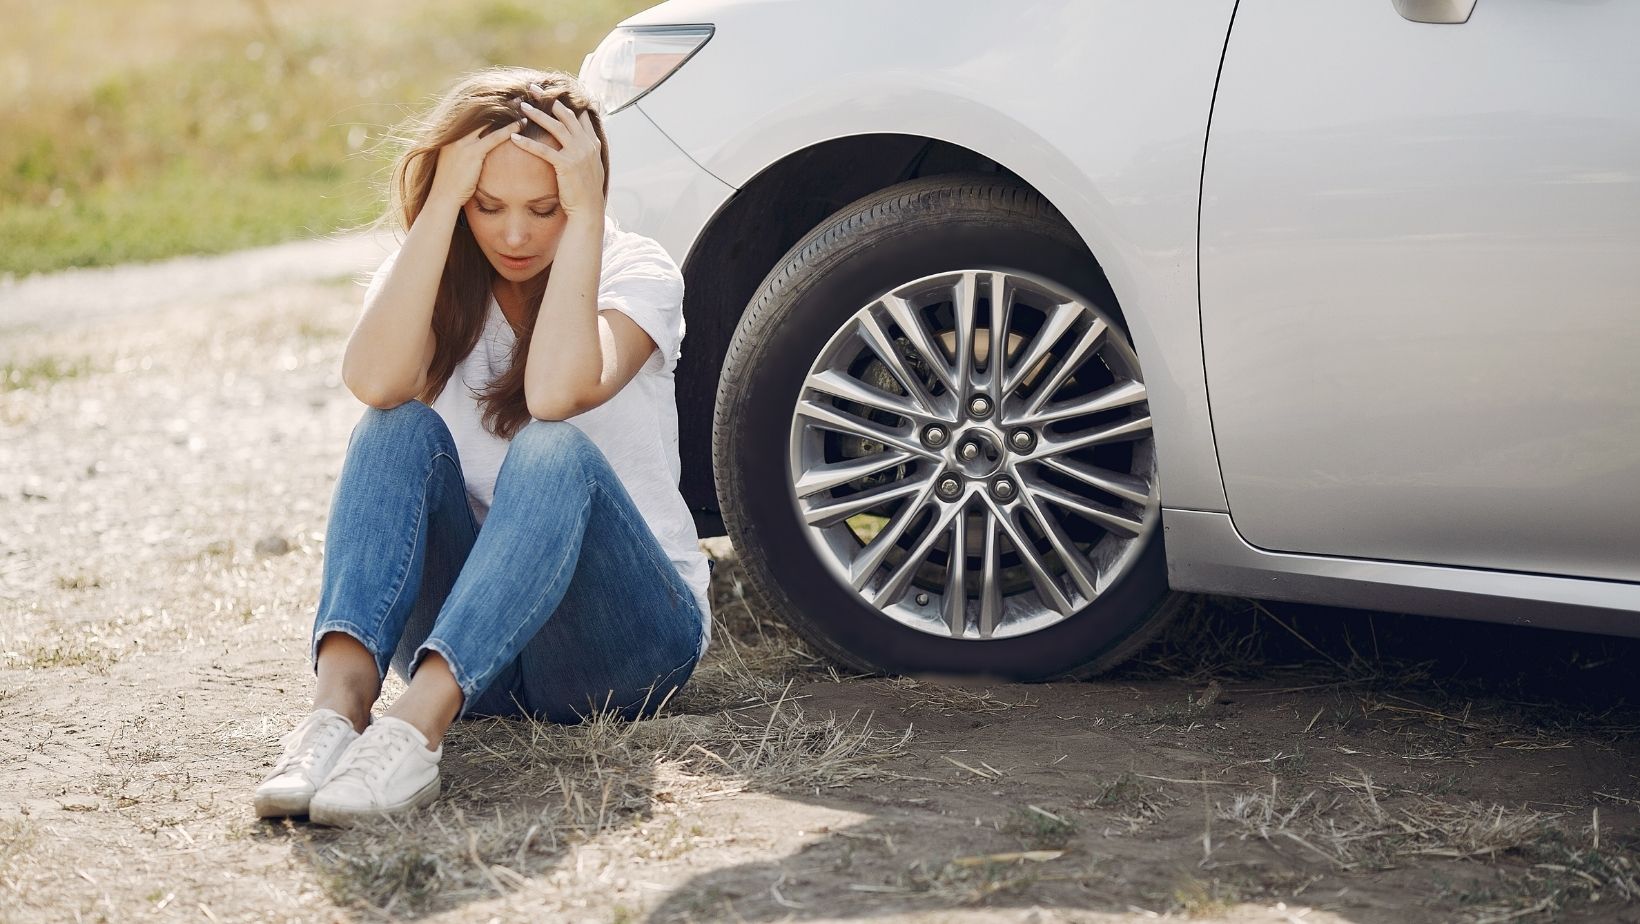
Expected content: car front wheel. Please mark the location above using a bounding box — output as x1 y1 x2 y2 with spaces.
713 173 1183 680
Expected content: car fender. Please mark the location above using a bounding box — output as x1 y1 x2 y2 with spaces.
630 0 1237 513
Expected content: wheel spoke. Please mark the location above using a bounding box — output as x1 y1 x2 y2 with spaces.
849 479 940 590
877 293 957 395
868 498 964 609
805 368 928 423
801 476 925 528
1011 380 1147 428
856 310 943 416
794 449 914 498
1016 481 1101 600
980 493 1073 615
1019 316 1109 417
951 271 978 401
984 271 1012 400
942 504 969 636
979 508 1004 637
1026 414 1152 459
1038 456 1152 506
795 398 933 459
1003 301 1082 398
1026 476 1145 538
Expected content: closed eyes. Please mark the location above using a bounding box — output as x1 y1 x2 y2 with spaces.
475 203 560 218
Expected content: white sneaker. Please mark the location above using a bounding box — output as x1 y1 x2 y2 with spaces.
254 707 362 818
308 715 442 827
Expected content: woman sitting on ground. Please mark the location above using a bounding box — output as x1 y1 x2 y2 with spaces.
253 67 713 827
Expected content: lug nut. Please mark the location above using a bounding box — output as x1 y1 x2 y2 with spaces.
968 396 992 418
959 441 979 461
937 475 963 499
915 593 930 606
1009 429 1035 451
924 425 948 447
991 477 1017 501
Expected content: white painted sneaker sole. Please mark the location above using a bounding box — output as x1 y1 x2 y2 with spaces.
253 785 316 819
308 776 441 828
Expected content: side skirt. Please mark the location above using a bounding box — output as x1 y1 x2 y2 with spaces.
1164 508 1640 637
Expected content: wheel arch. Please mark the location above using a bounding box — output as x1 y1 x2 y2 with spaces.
677 133 1121 533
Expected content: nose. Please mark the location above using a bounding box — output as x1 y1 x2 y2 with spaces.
503 213 530 249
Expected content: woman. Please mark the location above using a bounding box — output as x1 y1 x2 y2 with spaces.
253 68 713 827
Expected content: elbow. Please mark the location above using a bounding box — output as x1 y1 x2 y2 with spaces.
341 360 421 410
343 370 416 410
351 387 414 410
526 388 598 422
526 397 578 422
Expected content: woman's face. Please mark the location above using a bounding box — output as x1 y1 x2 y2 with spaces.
462 137 568 284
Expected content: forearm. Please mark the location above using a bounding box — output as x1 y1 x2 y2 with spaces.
523 213 606 419
340 198 462 405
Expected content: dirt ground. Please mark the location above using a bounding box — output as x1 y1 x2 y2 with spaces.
4 250 1640 924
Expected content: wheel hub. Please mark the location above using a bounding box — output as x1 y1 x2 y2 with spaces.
948 426 1006 479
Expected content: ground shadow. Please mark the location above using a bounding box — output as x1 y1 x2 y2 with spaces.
639 598 1640 923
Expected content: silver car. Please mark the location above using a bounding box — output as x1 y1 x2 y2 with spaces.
580 0 1640 679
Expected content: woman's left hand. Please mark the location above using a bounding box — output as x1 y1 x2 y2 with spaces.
512 94 606 219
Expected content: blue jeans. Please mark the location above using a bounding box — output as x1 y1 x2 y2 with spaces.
309 400 704 723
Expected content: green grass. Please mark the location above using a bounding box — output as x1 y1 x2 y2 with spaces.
2 355 93 391
0 0 652 277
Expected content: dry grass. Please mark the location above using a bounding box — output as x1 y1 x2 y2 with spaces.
305 688 915 915
1081 772 1177 836
882 676 1040 717
1211 772 1640 921
283 549 914 916
669 544 824 712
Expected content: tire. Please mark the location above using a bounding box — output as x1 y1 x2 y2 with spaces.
712 173 1184 681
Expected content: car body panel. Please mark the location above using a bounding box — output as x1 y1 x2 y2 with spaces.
602 104 736 271
1166 509 1640 637
1200 0 1640 581
625 0 1239 513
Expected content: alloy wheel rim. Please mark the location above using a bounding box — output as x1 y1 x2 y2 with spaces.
786 268 1159 641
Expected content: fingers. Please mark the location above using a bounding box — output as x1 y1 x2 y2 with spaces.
520 100 573 146
479 119 524 149
507 132 563 164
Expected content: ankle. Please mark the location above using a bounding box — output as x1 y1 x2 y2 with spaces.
312 697 373 734
382 700 451 750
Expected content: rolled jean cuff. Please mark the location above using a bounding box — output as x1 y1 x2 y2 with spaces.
411 637 482 719
311 621 389 685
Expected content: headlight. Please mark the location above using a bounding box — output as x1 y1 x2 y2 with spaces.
580 25 714 115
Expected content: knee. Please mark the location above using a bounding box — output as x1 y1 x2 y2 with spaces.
505 419 596 472
351 400 449 450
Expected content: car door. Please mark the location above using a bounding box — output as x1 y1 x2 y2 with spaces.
1198 0 1640 581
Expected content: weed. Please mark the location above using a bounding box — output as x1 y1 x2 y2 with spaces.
1002 804 1076 850
1171 875 1242 917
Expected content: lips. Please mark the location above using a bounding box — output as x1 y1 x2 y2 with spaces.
497 253 535 268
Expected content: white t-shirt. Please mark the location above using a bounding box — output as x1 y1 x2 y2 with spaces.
360 216 712 655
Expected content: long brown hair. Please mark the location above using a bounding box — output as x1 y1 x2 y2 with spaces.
389 67 611 439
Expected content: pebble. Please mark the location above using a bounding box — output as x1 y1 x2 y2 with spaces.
254 535 291 557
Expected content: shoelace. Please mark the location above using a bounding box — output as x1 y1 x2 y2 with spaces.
271 714 351 777
326 726 410 789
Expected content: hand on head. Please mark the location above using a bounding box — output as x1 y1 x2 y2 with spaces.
509 86 607 220
428 119 524 211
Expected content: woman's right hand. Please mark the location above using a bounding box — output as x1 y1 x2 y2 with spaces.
427 120 524 211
